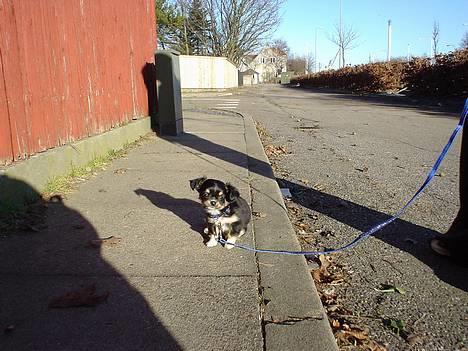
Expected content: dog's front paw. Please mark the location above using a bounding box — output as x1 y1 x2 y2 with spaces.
224 238 237 250
206 236 218 247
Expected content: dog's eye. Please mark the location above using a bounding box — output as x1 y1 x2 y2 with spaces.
201 193 209 199
219 195 225 200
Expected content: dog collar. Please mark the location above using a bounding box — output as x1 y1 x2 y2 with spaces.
207 206 231 220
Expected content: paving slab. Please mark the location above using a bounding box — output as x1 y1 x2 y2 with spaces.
0 108 337 351
0 276 262 351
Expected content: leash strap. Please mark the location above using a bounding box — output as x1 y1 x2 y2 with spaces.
219 98 468 256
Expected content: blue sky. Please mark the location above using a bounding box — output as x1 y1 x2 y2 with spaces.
274 0 468 69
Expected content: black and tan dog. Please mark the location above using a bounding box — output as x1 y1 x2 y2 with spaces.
190 177 251 249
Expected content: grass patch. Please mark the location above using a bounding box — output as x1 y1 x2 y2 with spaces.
1 135 150 235
42 142 135 198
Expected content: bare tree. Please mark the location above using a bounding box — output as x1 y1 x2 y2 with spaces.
460 31 468 49
269 38 290 56
328 23 359 68
432 21 440 57
287 54 306 75
203 0 284 65
305 51 315 73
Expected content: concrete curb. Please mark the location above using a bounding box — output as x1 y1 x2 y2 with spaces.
241 112 338 351
0 117 152 209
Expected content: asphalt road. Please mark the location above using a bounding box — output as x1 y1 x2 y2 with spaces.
183 85 467 350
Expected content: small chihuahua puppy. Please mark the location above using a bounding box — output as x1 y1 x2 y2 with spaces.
190 177 251 249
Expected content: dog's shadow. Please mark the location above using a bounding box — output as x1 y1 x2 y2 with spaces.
134 188 207 241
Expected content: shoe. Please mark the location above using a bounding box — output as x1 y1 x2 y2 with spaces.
430 238 451 257
430 236 468 267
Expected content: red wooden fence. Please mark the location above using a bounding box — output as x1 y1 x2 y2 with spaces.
0 0 156 165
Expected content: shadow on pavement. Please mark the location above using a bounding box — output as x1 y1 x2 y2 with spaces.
277 177 468 292
0 176 181 351
163 132 275 180
134 188 206 241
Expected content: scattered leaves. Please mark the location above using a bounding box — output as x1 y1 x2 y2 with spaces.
336 328 369 342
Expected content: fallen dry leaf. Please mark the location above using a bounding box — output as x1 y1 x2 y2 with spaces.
332 319 341 328
312 183 326 191
252 211 267 218
336 328 369 343
364 340 388 351
87 236 122 248
264 144 289 157
318 254 332 270
114 168 127 174
406 333 423 346
49 285 109 308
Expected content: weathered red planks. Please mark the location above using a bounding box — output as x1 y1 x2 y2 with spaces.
0 0 156 165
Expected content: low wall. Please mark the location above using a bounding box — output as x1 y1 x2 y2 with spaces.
0 118 152 210
179 55 238 90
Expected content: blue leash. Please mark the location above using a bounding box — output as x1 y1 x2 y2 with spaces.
219 98 468 255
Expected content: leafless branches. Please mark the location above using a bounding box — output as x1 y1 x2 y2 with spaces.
461 32 468 49
202 0 283 65
432 21 440 57
329 23 359 68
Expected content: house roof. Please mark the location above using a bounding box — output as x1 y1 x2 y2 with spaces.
240 68 259 75
243 54 258 63
264 47 287 57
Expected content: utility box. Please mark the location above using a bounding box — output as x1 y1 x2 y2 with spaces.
280 72 292 84
155 50 183 136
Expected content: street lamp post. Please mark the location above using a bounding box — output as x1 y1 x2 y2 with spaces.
387 20 392 62
314 27 323 73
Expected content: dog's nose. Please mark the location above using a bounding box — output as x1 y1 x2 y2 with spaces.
210 200 217 206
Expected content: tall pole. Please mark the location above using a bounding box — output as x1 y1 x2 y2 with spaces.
314 27 322 73
407 43 410 62
387 20 392 62
315 28 318 73
339 0 342 68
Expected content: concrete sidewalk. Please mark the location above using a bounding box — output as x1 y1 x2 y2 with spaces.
0 109 337 350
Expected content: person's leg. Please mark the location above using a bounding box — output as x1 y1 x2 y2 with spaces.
431 125 468 265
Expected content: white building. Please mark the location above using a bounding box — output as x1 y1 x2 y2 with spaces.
240 47 288 83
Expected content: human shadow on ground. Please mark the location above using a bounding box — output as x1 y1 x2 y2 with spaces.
0 176 181 351
134 188 206 242
276 177 467 292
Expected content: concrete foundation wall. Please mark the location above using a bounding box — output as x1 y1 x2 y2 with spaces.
0 117 152 209
179 55 238 90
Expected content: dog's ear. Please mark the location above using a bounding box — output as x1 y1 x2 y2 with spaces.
190 176 207 191
226 183 240 202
